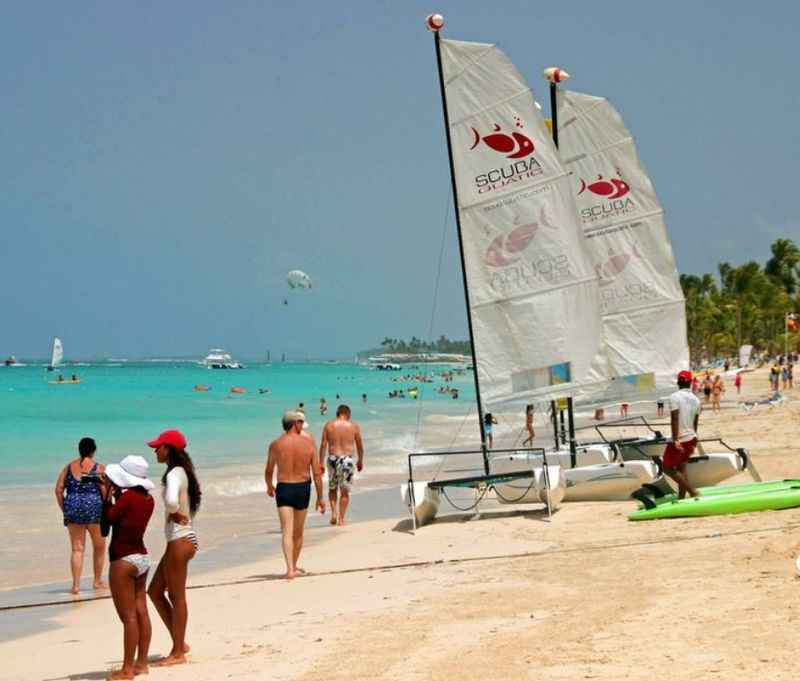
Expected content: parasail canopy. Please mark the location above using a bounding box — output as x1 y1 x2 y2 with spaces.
287 269 312 290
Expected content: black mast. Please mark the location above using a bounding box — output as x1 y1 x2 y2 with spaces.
545 67 578 458
431 20 489 474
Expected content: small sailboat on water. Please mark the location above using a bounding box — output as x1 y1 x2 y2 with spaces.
47 337 63 372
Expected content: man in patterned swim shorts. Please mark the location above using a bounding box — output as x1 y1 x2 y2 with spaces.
319 404 364 526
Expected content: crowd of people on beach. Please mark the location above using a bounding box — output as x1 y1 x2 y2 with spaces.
53 403 365 680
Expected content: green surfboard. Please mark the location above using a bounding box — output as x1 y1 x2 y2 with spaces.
629 483 800 521
650 479 800 507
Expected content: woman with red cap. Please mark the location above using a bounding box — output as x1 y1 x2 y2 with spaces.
146 430 202 667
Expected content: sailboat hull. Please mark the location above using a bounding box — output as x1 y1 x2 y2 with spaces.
492 465 566 507
492 452 657 502
401 482 441 528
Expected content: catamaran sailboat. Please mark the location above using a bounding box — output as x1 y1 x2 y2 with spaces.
402 16 751 527
47 337 63 372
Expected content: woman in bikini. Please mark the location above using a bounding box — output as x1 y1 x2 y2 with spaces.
522 404 535 446
711 376 724 412
54 437 107 594
105 455 156 680
147 430 202 667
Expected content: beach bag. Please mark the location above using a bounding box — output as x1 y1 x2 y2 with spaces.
99 486 113 538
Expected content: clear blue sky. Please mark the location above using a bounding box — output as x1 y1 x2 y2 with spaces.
1 1 798 359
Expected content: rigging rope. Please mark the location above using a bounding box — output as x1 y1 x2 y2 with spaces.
413 184 453 452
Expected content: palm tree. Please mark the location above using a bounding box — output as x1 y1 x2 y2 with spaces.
765 238 800 294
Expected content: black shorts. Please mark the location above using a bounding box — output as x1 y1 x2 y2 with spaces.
275 481 311 510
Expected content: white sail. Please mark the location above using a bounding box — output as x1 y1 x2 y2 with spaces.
51 337 63 368
556 90 689 398
440 39 608 410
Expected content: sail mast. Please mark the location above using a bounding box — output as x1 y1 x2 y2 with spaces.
428 14 489 471
543 67 577 456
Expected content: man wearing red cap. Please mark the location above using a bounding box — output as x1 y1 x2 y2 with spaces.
662 371 702 498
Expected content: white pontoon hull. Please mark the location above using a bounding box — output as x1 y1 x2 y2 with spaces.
401 481 441 528
492 465 566 507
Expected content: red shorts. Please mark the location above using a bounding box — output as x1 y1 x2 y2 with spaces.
662 438 697 469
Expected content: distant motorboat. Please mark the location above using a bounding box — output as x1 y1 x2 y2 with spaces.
4 356 24 367
202 349 244 369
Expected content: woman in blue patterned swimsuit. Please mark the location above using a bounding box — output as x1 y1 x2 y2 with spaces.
54 437 108 594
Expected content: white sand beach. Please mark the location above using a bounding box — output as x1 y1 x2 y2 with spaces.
2 367 800 681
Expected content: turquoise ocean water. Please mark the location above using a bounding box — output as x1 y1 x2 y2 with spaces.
0 361 476 489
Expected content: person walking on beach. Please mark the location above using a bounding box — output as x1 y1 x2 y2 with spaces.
266 411 325 578
484 412 498 448
320 405 364 526
147 430 201 667
734 371 742 395
522 404 535 446
662 371 702 499
711 375 724 412
104 456 156 680
54 437 107 595
702 374 713 403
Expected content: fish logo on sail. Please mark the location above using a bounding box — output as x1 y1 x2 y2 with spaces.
578 171 630 199
595 245 641 286
484 208 556 268
470 116 534 159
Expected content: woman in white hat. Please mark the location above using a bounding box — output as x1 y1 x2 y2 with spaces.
104 455 156 680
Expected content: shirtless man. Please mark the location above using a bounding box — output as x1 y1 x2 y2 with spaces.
265 411 325 579
319 405 364 526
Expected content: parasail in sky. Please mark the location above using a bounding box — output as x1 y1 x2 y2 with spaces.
286 269 313 290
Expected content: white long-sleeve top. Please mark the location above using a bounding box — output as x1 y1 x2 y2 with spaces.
163 467 195 541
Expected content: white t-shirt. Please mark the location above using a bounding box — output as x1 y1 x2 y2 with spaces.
668 388 701 442
163 467 195 541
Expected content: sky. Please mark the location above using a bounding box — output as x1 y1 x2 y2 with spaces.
1 1 798 360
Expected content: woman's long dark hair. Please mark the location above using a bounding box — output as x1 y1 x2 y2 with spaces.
161 445 202 516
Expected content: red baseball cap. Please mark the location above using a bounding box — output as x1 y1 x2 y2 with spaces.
677 370 693 382
147 429 187 449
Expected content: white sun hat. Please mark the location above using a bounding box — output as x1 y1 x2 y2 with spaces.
105 455 155 490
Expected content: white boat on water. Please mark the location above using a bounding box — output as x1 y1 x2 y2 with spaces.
4 356 25 367
47 337 63 372
203 349 244 369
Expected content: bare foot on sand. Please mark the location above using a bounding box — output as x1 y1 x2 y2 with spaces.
337 518 346 526
70 586 80 595
153 655 186 667
94 580 108 590
108 669 134 680
329 516 338 525
285 569 302 580
133 663 149 676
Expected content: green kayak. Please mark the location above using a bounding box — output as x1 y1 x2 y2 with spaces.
629 484 800 521
649 479 800 507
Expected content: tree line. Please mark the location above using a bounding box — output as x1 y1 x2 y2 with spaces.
681 238 799 365
379 335 471 355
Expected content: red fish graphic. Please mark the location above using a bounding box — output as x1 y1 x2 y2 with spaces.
470 122 535 159
484 208 557 267
578 171 630 199
595 244 642 285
